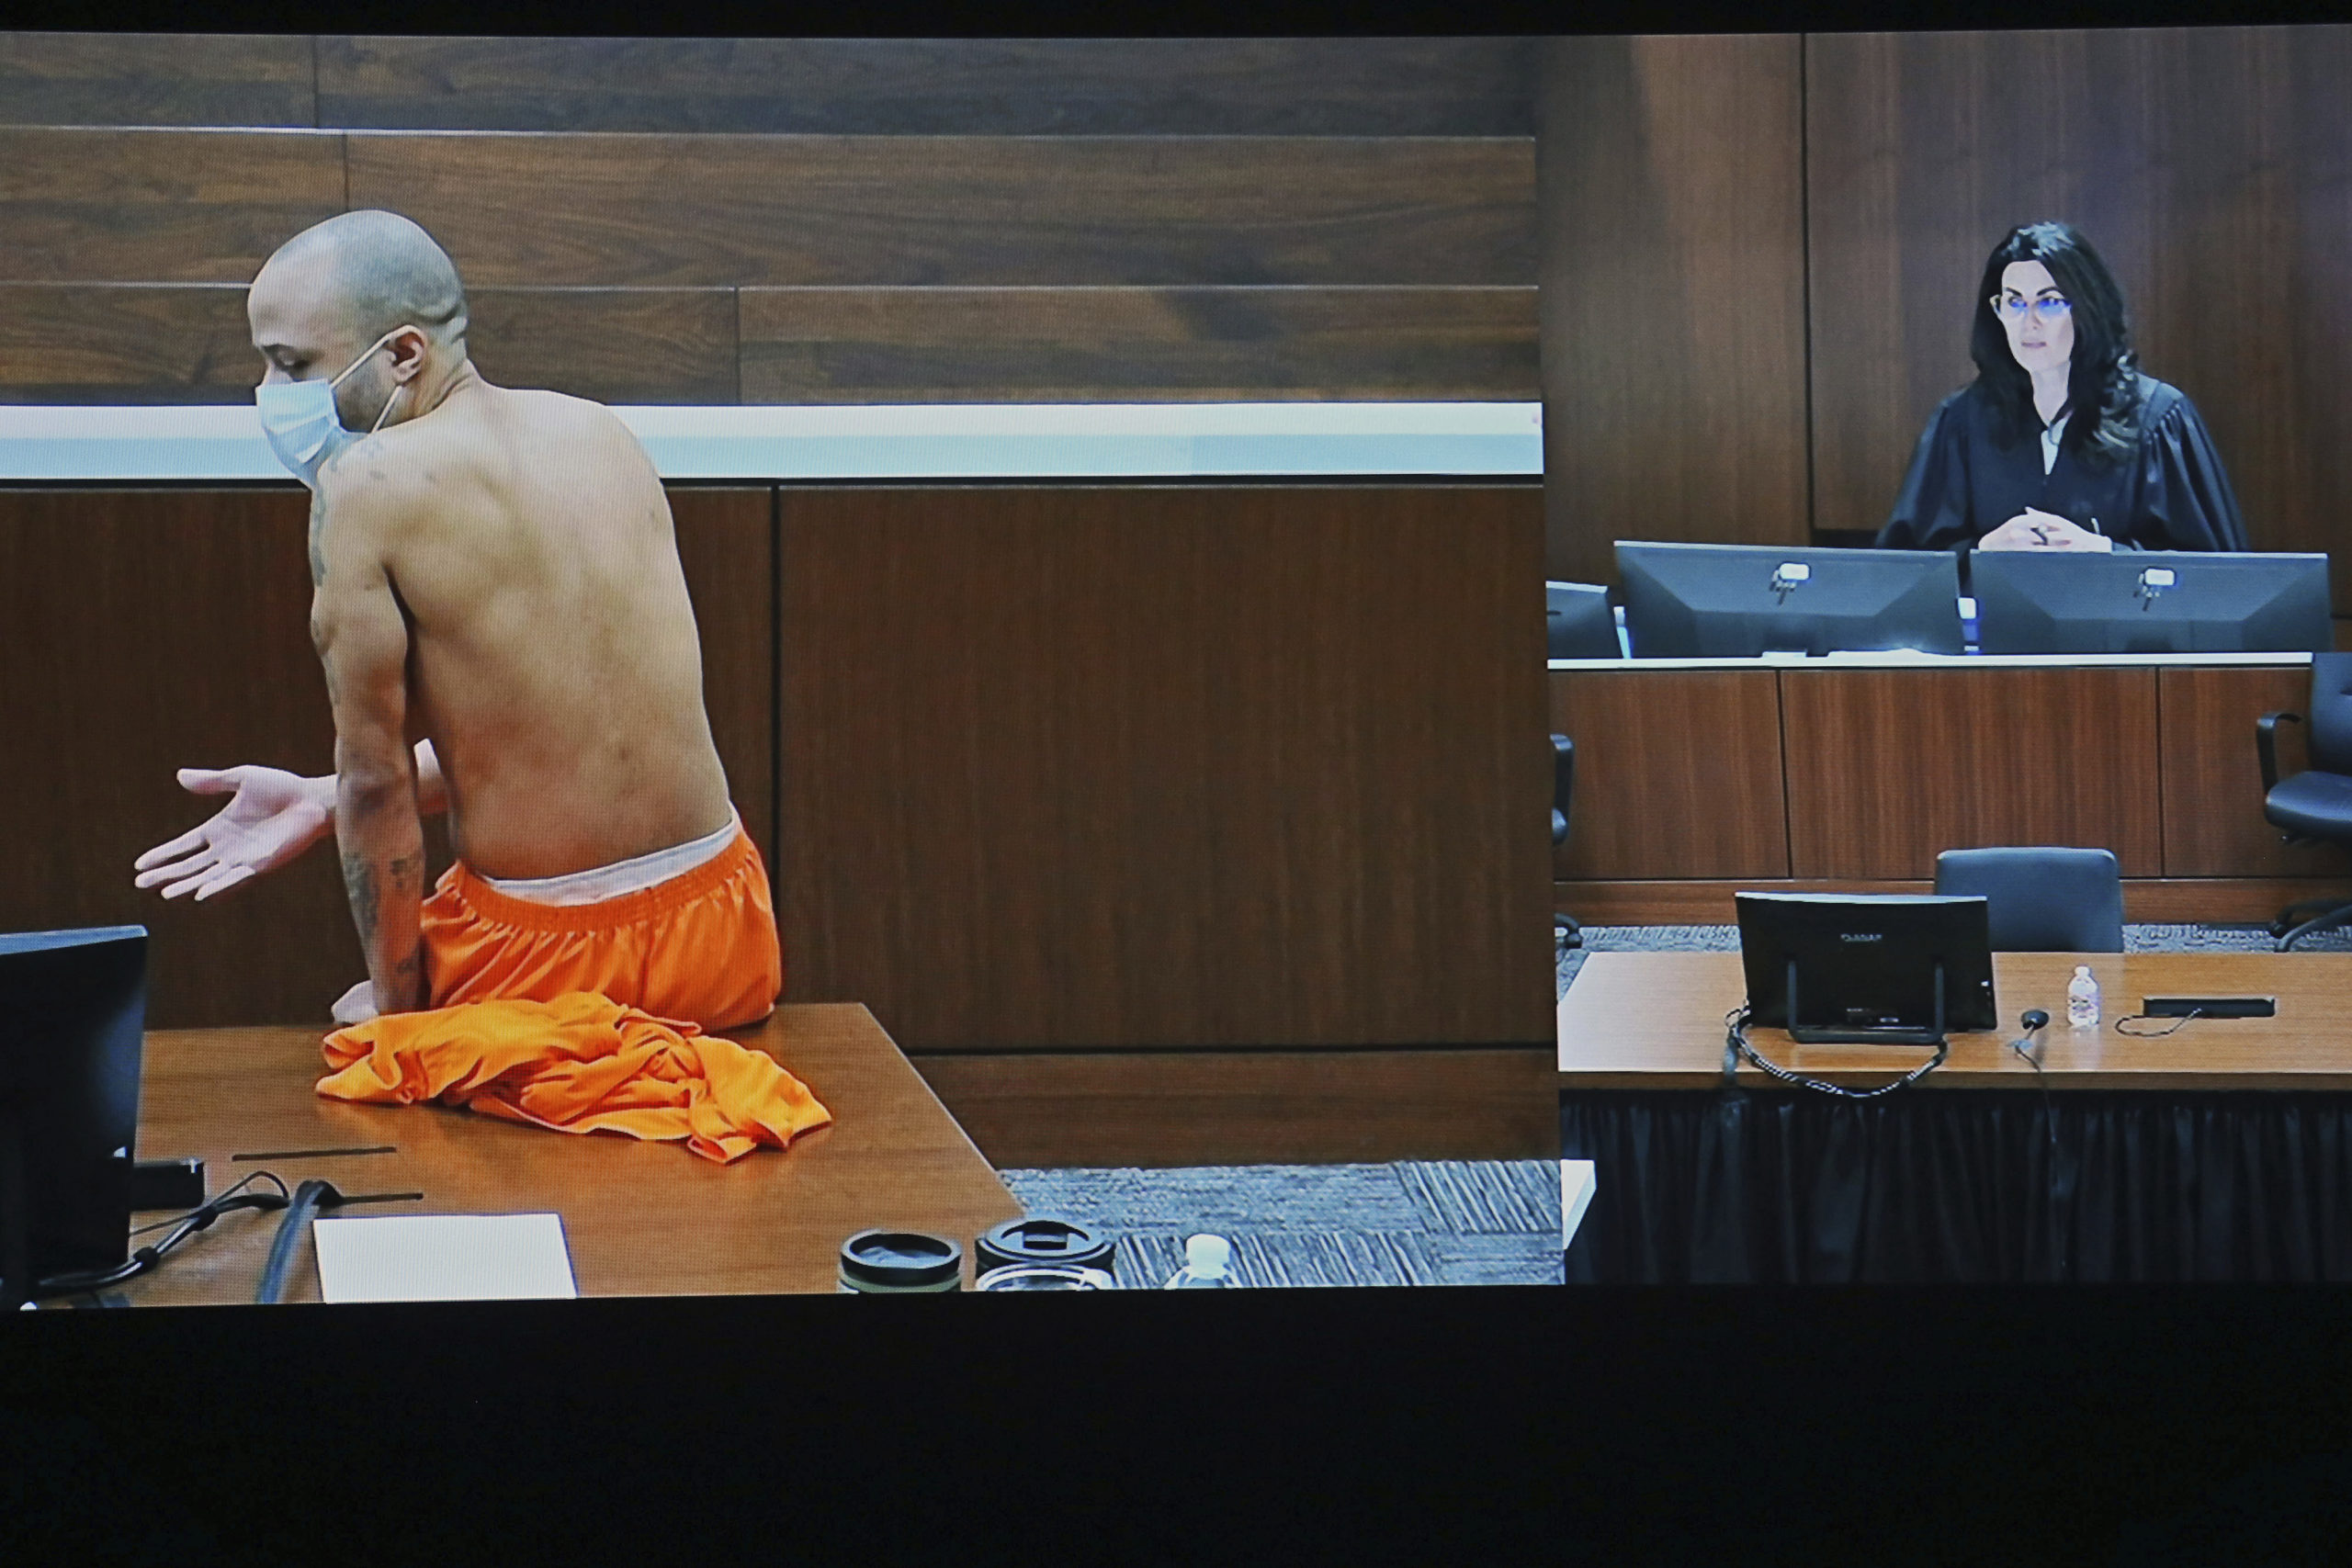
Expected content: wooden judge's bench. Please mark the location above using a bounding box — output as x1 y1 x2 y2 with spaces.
1549 650 2352 928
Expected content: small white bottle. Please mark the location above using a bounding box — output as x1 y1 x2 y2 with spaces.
1164 1234 1237 1289
2067 965 2101 1030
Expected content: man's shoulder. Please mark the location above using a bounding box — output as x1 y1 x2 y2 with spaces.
500 385 637 438
312 430 430 540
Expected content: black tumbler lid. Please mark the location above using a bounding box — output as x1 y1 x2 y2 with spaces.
975 1216 1114 1277
839 1229 963 1289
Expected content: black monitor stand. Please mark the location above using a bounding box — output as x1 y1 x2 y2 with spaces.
1785 958 1950 1046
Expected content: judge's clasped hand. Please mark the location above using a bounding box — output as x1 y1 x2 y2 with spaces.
1976 507 2114 553
132 765 334 901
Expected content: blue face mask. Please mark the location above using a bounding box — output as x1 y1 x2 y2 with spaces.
254 328 410 485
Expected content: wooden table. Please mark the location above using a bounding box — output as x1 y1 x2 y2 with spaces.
111 1004 1023 1305
1557 950 2352 1281
1560 950 2352 1089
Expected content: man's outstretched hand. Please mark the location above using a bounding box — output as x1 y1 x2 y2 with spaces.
133 766 333 901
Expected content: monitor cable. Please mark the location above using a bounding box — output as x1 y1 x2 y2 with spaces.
31 1170 291 1300
1722 1005 1950 1100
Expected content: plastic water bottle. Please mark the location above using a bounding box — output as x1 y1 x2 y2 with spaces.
2067 965 2101 1030
1164 1234 1237 1289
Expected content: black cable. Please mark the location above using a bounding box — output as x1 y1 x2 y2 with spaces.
2008 1010 2061 1165
2115 1010 2203 1037
1722 1006 1949 1100
127 1168 289 1236
256 1179 342 1305
33 1170 292 1299
2007 1010 2074 1280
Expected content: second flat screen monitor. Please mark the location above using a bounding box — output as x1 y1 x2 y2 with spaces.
1971 551 2332 655
1616 542 1964 658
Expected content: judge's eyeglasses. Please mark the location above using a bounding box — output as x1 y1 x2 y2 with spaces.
1991 294 2073 323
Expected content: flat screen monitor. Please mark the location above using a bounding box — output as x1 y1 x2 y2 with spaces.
1617 542 1965 658
1971 550 2333 655
0 927 146 1308
1736 894 1996 1045
1546 581 1622 659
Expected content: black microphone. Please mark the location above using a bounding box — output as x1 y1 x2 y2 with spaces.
2010 1010 2052 1068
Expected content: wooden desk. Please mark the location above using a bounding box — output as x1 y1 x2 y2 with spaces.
1550 655 2352 924
1559 950 2352 1089
1557 950 2352 1281
115 1005 1023 1305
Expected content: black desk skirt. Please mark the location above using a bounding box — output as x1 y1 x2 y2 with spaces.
1560 1089 2352 1283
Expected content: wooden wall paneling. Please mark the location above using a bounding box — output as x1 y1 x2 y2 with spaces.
1536 35 1810 586
666 488 775 874
0 129 346 284
738 286 1540 404
1805 28 2352 604
777 484 1551 1051
0 284 741 406
466 288 740 405
915 1047 1556 1168
2159 664 2352 878
1548 670 1791 880
1781 666 2163 879
315 37 1538 136
0 31 315 128
343 133 1537 289
0 283 254 403
0 488 360 1029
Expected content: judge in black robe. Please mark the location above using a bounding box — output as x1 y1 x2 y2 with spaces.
1876 373 2248 554
1874 220 2249 557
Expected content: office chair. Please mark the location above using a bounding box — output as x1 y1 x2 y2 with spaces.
2258 652 2352 949
1553 733 1580 950
1933 847 2124 952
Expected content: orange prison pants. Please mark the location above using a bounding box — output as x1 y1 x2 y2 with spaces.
420 825 785 1033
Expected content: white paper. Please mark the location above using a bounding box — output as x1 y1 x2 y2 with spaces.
312 1213 579 1303
1561 1161 1599 1250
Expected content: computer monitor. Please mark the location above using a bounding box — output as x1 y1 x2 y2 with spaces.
1971 550 2333 655
0 927 146 1309
1616 542 1965 658
1545 581 1622 660
1736 893 1996 1045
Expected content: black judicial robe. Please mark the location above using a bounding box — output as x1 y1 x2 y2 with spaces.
1874 374 2248 553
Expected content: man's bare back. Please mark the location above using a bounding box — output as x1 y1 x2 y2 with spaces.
135 209 753 1025
329 379 731 880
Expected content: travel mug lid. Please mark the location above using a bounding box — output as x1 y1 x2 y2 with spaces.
975 1216 1114 1277
839 1228 963 1290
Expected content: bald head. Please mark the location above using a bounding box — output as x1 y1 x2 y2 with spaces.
254 209 469 355
250 210 474 432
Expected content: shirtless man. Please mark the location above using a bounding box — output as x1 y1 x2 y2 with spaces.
132 210 781 1032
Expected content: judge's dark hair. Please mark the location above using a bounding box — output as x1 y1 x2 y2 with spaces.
1970 221 2141 469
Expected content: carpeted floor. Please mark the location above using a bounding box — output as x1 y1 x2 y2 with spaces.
996 1160 1563 1288
1555 920 2335 1000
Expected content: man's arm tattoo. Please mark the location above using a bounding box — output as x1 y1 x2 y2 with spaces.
308 487 329 587
341 848 424 946
340 849 379 945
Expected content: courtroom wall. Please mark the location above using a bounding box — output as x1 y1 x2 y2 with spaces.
0 33 1537 407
